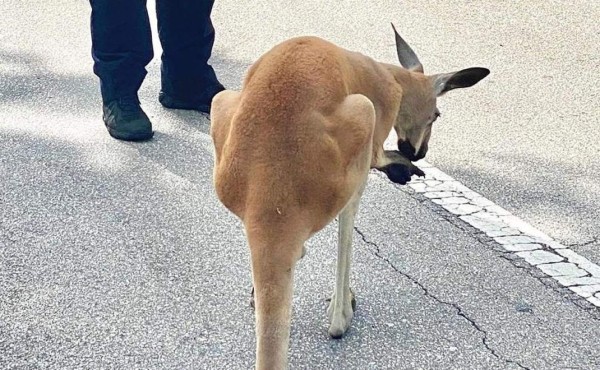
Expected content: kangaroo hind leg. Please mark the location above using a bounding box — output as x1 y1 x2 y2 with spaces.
327 179 367 338
325 94 375 338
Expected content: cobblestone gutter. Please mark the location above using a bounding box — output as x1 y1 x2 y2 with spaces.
406 161 600 308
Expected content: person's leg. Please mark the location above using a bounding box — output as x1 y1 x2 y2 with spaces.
156 0 224 114
90 0 154 140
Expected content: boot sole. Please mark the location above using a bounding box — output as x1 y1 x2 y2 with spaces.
106 126 154 142
161 102 211 114
159 92 216 114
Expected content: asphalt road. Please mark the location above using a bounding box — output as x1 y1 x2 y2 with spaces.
1 1 599 369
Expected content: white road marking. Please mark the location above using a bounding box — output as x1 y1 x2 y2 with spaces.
409 160 600 308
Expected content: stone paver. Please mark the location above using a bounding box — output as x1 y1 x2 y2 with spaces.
494 235 536 245
485 229 520 237
432 197 470 206
424 191 460 199
443 204 482 216
515 250 564 266
484 205 511 216
569 285 600 298
539 263 588 278
555 276 600 287
502 243 542 252
469 197 495 208
556 249 600 277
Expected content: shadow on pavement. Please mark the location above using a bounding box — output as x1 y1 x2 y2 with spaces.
0 128 255 368
0 48 99 113
443 149 600 248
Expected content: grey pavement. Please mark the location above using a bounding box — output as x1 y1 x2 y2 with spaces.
1 1 599 369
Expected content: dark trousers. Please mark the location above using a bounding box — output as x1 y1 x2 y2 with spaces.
90 0 218 103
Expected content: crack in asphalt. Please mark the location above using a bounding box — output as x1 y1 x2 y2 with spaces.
564 237 599 248
442 199 600 314
422 199 600 320
354 226 531 370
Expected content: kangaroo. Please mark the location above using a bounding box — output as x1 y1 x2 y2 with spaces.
210 24 489 369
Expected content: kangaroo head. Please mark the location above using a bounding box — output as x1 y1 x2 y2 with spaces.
390 23 490 161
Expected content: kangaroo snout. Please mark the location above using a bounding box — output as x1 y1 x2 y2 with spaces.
398 140 426 161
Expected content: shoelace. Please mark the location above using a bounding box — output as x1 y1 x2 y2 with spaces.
118 96 142 119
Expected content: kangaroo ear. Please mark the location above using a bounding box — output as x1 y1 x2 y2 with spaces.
391 23 423 73
432 67 490 96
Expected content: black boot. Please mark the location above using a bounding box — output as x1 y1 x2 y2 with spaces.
103 96 153 141
158 82 225 114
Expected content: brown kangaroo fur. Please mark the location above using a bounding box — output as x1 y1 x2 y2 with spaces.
210 24 489 369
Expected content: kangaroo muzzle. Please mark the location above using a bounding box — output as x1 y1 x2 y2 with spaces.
398 140 426 161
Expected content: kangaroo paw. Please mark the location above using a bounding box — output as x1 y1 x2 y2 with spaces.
378 150 425 184
381 162 423 184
